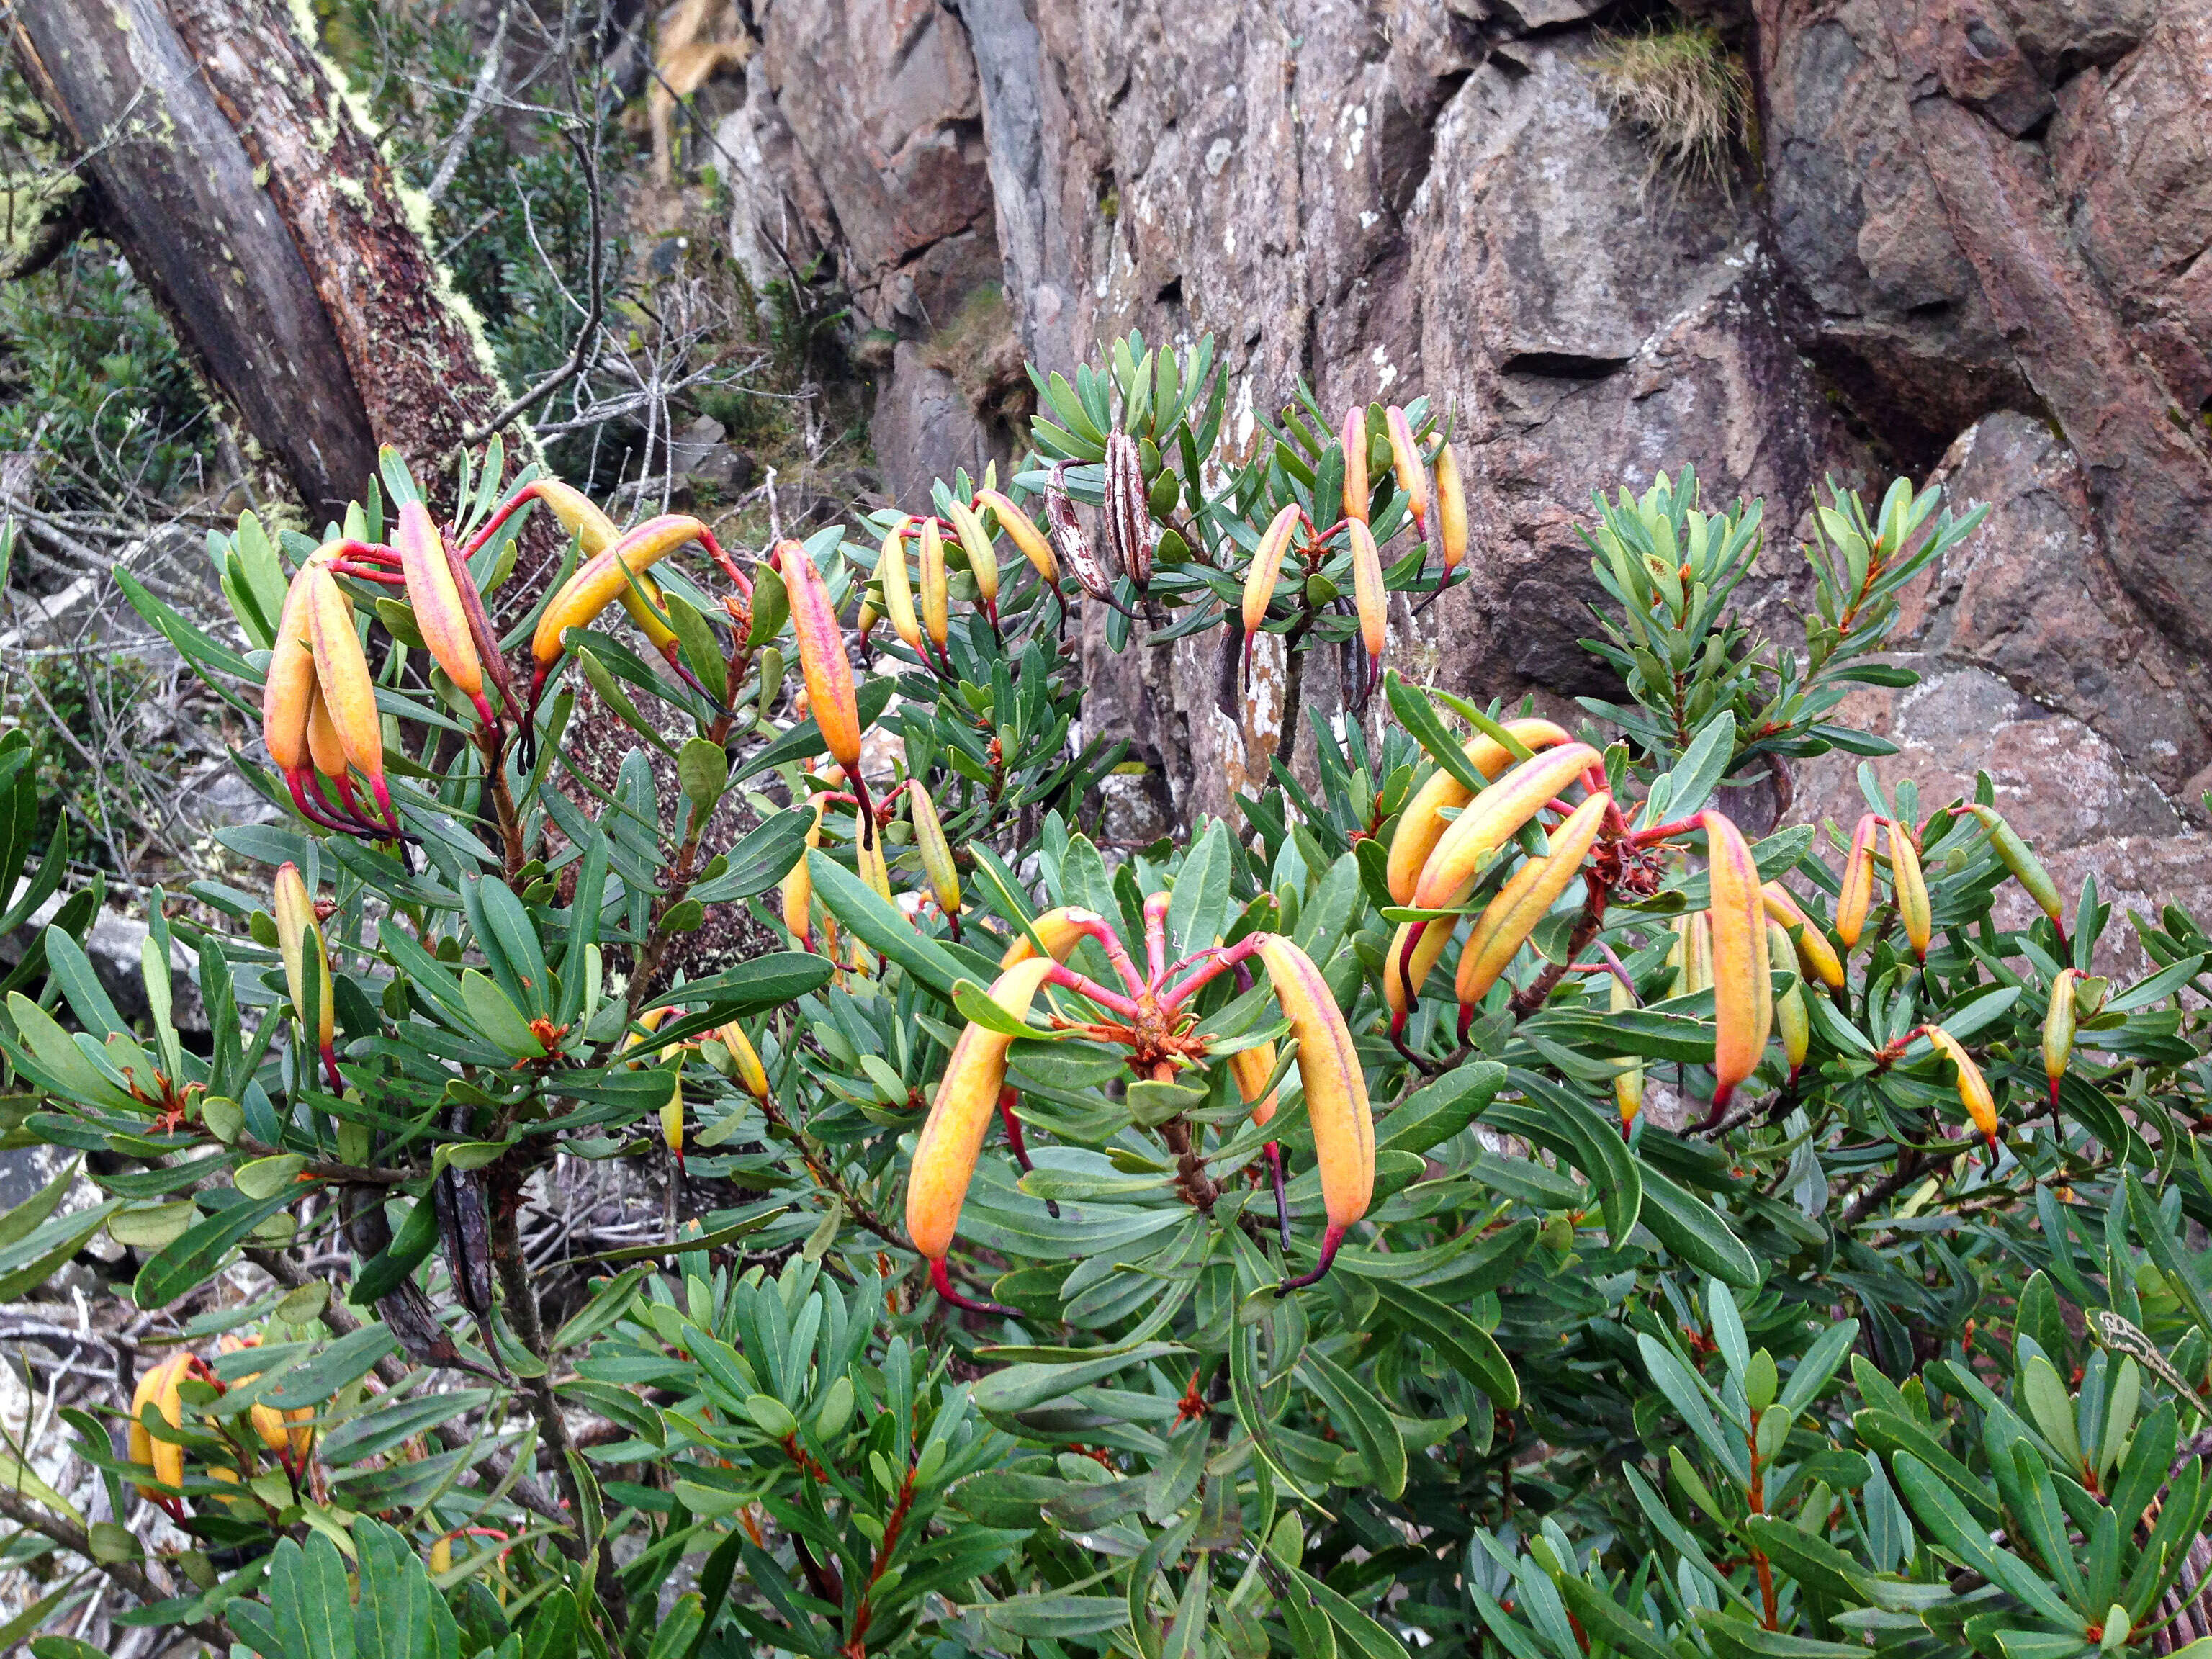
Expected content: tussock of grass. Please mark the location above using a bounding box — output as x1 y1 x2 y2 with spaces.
1591 24 1755 202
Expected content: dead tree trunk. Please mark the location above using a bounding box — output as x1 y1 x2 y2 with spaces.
12 0 531 521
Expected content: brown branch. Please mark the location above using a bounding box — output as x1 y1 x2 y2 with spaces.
0 1489 230 1649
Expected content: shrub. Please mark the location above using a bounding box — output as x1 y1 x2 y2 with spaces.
6 332 2212 1659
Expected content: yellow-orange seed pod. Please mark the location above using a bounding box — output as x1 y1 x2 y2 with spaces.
907 786 961 920
974 489 1058 583
1349 518 1386 678
1610 972 1643 1128
1241 503 1303 684
130 1355 186 1498
430 1534 453 1576
1257 934 1373 1286
918 517 950 648
1228 1041 1278 1129
1925 1025 1998 1151
2042 968 2079 1110
1386 719 1573 906
999 906 1100 968
1434 441 1469 576
906 956 1057 1260
718 1020 770 1100
304 681 350 795
303 565 392 827
1385 405 1430 539
1703 811 1772 1118
1411 742 1601 912
876 517 922 651
273 862 336 1076
660 1061 685 1172
1384 916 1456 1034
1454 793 1610 1009
395 499 485 713
1836 813 1879 949
1670 911 1714 998
261 562 320 775
1340 404 1370 525
1761 882 1845 991
531 514 716 668
530 477 619 557
1888 817 1932 963
858 815 894 902
775 539 863 776
948 499 999 606
782 797 827 949
1771 920 1809 1082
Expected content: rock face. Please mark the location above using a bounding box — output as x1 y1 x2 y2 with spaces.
727 0 2212 902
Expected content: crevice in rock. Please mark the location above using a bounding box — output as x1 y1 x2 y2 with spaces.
1498 351 1630 380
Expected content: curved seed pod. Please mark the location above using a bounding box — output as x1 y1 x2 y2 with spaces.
1969 804 2066 937
2043 967 2078 1109
947 499 999 606
918 517 950 648
304 682 352 800
530 477 619 557
130 1355 184 1497
1046 462 1114 600
395 499 487 717
906 956 1058 1261
1349 518 1386 683
273 863 336 1084
1241 503 1303 685
1411 742 1602 911
877 517 922 650
782 797 827 949
1771 920 1809 1083
999 906 1102 968
1835 813 1880 948
856 600 879 644
1703 810 1772 1119
217 1335 297 1465
1228 1040 1278 1128
1887 818 1932 963
1257 934 1373 1289
1385 405 1430 539
1610 972 1643 1128
858 815 894 902
150 1356 186 1493
530 514 717 669
974 489 1057 583
261 563 320 775
1386 718 1573 905
1435 441 1470 576
1925 1025 1998 1151
1384 916 1457 1036
774 539 863 775
1340 405 1370 526
1104 431 1152 588
907 786 961 920
1760 882 1845 991
718 1020 770 1100
1454 792 1610 1010
304 565 394 829
660 1061 685 1174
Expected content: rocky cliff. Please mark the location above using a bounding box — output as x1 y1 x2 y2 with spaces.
710 0 2212 931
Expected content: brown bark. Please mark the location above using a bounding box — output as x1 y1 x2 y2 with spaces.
12 0 535 522
11 0 378 518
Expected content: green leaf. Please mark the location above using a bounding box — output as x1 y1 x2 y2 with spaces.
1372 1278 1519 1406
973 1342 1189 1415
135 1187 298 1307
1636 1164 1759 1288
685 806 817 903
459 969 547 1059
1297 1346 1408 1498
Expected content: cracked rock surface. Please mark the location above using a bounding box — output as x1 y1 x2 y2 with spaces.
726 0 2212 948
